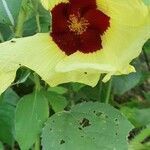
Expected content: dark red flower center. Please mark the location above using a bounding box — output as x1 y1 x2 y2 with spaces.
51 0 110 55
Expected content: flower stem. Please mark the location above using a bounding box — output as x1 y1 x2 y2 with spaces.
0 32 4 42
98 74 105 102
34 136 40 150
15 0 28 37
36 13 41 32
104 79 112 104
33 73 41 91
15 8 26 37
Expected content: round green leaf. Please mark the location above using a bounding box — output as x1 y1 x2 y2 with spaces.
42 102 133 150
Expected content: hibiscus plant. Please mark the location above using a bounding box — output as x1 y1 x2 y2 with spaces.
0 0 150 150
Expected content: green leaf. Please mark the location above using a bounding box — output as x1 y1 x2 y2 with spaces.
112 72 142 95
0 88 19 106
121 107 150 127
143 39 150 54
15 91 49 150
0 142 4 150
38 3 51 33
42 102 133 150
0 0 22 25
45 91 68 112
0 103 15 145
144 92 150 102
0 88 18 146
0 23 13 41
71 83 85 92
129 124 150 150
48 86 68 95
143 0 150 5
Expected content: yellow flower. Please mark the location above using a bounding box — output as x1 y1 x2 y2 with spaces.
0 0 150 94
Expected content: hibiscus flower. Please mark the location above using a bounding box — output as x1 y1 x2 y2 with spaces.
0 0 150 94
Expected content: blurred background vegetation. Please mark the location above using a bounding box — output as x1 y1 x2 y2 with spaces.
0 0 150 149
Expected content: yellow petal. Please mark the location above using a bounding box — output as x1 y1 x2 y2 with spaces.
0 72 16 94
48 71 100 87
56 1 150 82
0 33 101 94
41 0 69 10
0 33 65 93
97 0 149 26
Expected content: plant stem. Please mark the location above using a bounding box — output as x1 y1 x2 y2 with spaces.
15 8 26 37
34 73 41 91
15 0 28 38
0 32 4 42
105 79 112 104
34 136 40 150
36 13 41 32
98 81 103 102
143 48 150 71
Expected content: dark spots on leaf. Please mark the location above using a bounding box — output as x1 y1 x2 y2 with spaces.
81 135 84 138
115 118 118 122
114 118 119 126
96 112 103 117
49 128 52 131
93 110 96 113
115 132 118 136
19 64 21 66
84 72 88 75
78 127 82 130
104 115 109 119
95 111 109 119
60 139 65 145
11 40 16 43
80 118 91 128
101 113 109 119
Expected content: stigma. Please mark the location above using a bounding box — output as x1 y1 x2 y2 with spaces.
68 14 90 35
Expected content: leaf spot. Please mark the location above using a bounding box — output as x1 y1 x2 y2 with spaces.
60 139 65 145
78 127 82 130
80 118 91 128
96 112 103 117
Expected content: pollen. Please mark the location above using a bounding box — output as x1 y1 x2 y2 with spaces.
68 14 90 35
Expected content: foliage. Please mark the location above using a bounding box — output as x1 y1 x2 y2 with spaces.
0 0 150 150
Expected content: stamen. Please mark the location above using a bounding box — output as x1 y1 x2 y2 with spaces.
68 14 89 35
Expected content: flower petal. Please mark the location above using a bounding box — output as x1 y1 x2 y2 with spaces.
0 33 65 93
0 72 16 94
97 0 149 26
51 3 69 33
48 71 100 87
79 29 102 53
56 13 150 81
0 33 101 93
51 32 79 55
70 0 96 8
41 0 69 10
84 9 110 34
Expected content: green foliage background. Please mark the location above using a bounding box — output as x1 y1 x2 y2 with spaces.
0 0 150 150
